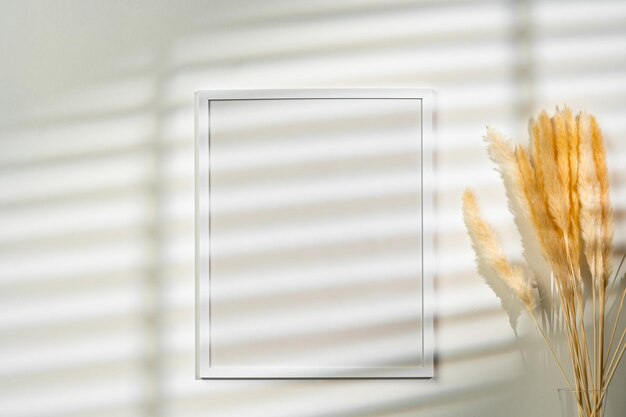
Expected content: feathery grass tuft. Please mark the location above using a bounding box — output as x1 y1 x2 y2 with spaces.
463 189 536 318
463 107 621 417
484 128 551 311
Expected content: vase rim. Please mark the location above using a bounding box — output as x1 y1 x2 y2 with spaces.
557 388 607 392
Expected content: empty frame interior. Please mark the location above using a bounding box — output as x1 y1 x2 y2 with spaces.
196 90 433 378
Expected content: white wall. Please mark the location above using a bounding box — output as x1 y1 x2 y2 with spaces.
1 1 625 416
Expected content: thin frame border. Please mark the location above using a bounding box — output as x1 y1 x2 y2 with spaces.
195 89 434 379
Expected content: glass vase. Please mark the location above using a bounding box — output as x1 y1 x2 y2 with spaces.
558 389 607 417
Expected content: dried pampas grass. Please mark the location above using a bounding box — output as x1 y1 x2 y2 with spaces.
462 190 534 327
483 128 552 314
463 107 622 417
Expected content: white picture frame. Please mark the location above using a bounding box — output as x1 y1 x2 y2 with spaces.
196 89 434 379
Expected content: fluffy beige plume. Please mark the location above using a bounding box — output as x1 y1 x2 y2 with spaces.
515 146 567 280
564 107 581 273
484 127 551 310
552 110 572 232
534 112 569 237
590 115 613 283
462 190 536 318
577 112 603 283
